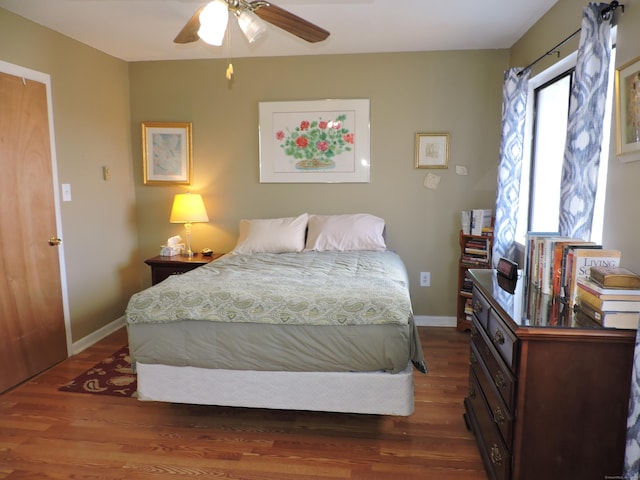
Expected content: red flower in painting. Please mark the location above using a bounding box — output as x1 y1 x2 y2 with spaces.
277 113 353 164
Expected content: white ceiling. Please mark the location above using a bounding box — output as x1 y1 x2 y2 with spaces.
0 0 558 62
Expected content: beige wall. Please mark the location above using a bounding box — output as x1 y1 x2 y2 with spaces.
511 0 640 274
129 51 508 316
0 9 141 342
8 0 633 335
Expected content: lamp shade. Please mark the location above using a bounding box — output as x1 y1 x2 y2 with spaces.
197 0 228 46
170 193 209 224
236 10 267 44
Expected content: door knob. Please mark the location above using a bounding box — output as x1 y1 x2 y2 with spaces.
48 237 62 246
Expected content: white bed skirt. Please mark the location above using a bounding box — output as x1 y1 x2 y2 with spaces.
136 362 415 416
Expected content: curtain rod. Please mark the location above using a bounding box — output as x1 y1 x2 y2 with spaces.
517 1 624 77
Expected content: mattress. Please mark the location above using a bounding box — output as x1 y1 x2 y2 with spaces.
126 250 427 374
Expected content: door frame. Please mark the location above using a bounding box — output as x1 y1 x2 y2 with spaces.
0 59 72 355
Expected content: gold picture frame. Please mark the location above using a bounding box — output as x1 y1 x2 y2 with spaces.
615 56 640 163
142 121 193 185
415 133 449 169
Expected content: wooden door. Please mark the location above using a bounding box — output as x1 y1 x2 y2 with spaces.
0 70 68 393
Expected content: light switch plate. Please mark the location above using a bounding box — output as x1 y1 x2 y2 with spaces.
61 183 72 202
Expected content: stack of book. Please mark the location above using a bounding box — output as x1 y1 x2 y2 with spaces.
460 209 492 236
462 237 491 266
575 266 640 330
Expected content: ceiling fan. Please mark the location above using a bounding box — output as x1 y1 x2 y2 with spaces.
174 0 330 47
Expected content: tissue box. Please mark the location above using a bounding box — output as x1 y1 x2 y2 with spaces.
160 244 184 256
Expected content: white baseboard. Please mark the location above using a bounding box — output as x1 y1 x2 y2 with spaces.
71 316 126 355
414 315 456 327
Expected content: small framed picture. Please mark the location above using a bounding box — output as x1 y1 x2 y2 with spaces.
142 121 193 185
415 133 449 169
615 56 640 162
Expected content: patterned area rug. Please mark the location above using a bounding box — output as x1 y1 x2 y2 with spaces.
59 346 137 397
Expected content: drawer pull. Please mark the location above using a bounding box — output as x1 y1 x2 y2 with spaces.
490 444 503 466
493 406 505 425
470 351 478 365
493 329 505 345
473 300 483 315
468 383 476 399
494 370 506 389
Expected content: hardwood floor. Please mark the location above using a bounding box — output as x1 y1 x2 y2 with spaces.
0 326 487 479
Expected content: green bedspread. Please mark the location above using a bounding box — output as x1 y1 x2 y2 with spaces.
126 250 413 327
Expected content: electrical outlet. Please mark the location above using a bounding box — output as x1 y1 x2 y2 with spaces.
420 272 431 287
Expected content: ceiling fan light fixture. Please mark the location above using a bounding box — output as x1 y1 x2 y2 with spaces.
236 9 267 44
197 0 229 46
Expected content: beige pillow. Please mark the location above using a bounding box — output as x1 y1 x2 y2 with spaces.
232 214 309 254
305 214 386 252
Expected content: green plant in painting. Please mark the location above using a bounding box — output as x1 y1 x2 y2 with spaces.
276 114 355 170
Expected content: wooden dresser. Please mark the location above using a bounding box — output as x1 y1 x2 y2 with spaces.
464 269 635 480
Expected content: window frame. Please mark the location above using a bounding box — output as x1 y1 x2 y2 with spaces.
515 38 615 259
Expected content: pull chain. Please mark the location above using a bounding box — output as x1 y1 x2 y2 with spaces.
225 20 233 81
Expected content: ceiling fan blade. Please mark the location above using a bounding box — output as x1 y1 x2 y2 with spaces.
250 2 330 43
174 5 206 44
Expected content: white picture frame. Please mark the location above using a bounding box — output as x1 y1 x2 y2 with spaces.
258 99 370 183
615 56 640 163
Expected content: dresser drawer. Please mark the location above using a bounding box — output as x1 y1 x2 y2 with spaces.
471 320 516 408
467 368 511 480
472 286 491 329
470 342 514 447
487 309 518 371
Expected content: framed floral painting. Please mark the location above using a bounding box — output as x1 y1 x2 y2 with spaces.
615 56 640 163
258 99 370 183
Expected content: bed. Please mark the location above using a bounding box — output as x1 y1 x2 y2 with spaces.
126 213 427 415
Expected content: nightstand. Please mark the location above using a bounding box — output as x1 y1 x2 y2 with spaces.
145 252 224 285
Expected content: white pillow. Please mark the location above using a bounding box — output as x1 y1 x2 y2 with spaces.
232 214 309 254
304 214 386 252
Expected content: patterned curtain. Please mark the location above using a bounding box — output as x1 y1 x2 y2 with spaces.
492 68 530 267
558 2 612 239
626 327 640 479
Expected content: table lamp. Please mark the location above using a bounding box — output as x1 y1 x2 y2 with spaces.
169 192 209 257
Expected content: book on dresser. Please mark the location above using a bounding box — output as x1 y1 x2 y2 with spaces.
559 242 598 300
551 239 594 298
524 231 558 289
576 276 640 330
578 277 640 303
539 236 590 296
575 301 640 329
565 247 621 307
589 265 640 289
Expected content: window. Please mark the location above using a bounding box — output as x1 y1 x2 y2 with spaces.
516 40 616 247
